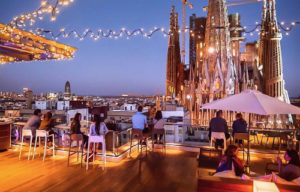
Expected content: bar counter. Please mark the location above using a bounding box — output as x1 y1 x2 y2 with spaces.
0 122 12 151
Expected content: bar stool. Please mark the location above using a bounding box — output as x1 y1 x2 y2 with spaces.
152 129 166 153
67 134 84 167
86 135 106 170
32 130 55 161
250 131 259 144
210 132 226 153
129 129 148 157
19 129 33 160
233 133 249 160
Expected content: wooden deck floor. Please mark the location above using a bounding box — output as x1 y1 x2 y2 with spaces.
0 149 198 192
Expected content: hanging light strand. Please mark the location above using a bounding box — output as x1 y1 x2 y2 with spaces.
34 27 170 40
31 20 300 41
10 0 75 28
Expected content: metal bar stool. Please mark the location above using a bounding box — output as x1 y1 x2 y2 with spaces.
152 129 166 153
233 133 249 160
32 130 55 161
86 135 106 170
67 134 84 167
129 129 148 157
19 129 33 160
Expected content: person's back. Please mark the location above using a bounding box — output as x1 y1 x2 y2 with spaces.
153 118 164 129
39 118 54 131
24 115 40 130
39 112 54 131
24 109 42 136
90 122 108 136
232 114 247 136
132 111 147 130
210 117 228 133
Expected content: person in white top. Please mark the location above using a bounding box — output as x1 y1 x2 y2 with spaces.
153 111 165 144
87 114 109 159
90 115 109 136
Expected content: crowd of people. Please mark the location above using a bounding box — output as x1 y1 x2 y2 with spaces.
22 107 300 182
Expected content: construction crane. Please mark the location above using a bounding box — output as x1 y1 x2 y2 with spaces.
203 0 263 12
179 0 193 64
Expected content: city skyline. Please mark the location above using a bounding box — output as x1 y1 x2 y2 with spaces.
1 0 300 96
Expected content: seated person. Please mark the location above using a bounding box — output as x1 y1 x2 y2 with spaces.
87 115 109 162
132 106 148 144
90 114 109 136
24 109 42 137
209 110 230 149
153 110 165 144
232 113 247 144
39 112 55 135
277 149 300 181
216 145 244 176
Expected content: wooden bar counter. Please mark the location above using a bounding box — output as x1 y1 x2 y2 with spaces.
0 122 11 151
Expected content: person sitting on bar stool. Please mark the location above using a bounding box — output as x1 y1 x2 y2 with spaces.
70 113 88 148
24 109 42 138
153 110 165 144
86 114 109 162
130 106 148 156
209 110 230 149
232 113 247 145
39 112 55 145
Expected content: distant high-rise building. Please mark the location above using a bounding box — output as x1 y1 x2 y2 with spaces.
23 88 33 109
166 6 184 101
64 81 71 100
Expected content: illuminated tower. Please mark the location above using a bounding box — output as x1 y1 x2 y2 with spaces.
260 0 289 102
202 0 237 102
166 6 184 100
64 81 71 100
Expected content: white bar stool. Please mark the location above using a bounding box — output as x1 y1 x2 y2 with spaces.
19 129 33 160
210 132 227 153
86 135 106 170
32 130 55 161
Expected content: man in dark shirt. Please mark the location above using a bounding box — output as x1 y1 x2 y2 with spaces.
209 110 229 149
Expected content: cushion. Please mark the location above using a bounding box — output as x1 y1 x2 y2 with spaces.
213 170 240 179
272 172 299 186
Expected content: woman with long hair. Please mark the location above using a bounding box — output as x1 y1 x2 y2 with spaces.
277 149 300 181
216 145 244 176
153 110 165 144
86 114 109 161
90 114 108 136
70 113 88 147
39 112 55 133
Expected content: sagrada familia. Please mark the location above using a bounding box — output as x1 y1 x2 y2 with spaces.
165 0 290 126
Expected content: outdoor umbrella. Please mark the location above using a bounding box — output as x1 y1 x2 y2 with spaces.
200 89 300 172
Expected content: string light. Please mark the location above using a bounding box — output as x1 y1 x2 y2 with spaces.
10 0 75 28
34 27 170 41
32 20 300 42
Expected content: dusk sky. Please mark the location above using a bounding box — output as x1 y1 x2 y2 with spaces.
0 0 299 96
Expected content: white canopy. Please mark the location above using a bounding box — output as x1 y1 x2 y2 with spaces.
201 89 300 115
